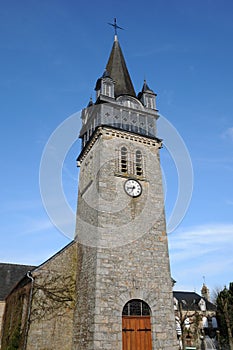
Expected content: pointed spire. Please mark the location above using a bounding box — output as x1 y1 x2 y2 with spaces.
106 39 136 97
137 79 157 109
201 282 210 301
142 79 154 93
87 96 93 107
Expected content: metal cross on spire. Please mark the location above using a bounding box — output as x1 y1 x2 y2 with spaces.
108 18 124 36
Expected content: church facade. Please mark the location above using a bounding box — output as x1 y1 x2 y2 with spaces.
1 33 179 350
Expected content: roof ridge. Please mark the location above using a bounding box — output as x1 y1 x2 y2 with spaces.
0 262 36 267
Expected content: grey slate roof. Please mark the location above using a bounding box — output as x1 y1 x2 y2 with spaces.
137 80 157 100
106 37 136 97
141 80 155 93
173 291 216 311
0 263 35 300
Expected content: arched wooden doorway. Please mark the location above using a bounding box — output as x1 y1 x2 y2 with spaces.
122 299 152 350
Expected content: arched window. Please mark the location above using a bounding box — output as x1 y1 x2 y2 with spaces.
121 147 128 173
122 299 151 316
135 150 143 176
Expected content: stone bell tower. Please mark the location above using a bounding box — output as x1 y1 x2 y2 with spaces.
72 31 178 350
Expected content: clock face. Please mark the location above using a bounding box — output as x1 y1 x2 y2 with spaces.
124 179 142 198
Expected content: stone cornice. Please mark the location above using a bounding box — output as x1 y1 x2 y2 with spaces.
77 125 162 166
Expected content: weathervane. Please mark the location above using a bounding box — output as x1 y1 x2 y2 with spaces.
108 18 124 36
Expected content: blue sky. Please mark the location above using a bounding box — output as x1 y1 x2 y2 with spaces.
0 0 233 296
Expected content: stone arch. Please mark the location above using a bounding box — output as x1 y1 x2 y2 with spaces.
118 289 158 316
122 299 152 350
122 299 151 316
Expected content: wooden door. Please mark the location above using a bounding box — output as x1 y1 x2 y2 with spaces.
122 316 152 350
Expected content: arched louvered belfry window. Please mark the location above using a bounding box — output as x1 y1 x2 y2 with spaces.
121 146 128 173
135 150 143 176
122 299 151 316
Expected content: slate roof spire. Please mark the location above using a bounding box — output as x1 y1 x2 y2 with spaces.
141 79 155 94
105 36 136 98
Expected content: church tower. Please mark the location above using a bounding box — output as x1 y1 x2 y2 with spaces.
201 283 210 301
73 32 178 350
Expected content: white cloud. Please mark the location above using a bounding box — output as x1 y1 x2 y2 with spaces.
222 127 233 141
168 223 233 292
169 223 233 250
22 218 55 235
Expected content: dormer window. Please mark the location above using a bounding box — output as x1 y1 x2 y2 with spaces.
145 95 156 109
116 96 143 110
198 298 206 311
138 80 157 110
95 70 115 100
101 81 114 97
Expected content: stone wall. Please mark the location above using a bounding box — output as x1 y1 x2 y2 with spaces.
74 127 179 350
1 242 77 350
26 241 77 350
1 281 31 349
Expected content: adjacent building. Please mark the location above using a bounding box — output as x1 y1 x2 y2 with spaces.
174 288 217 349
0 263 35 348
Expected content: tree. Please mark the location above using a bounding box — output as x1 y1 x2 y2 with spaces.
216 283 233 350
30 271 76 322
175 300 202 349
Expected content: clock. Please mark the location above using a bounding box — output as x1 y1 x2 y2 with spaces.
124 179 142 198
